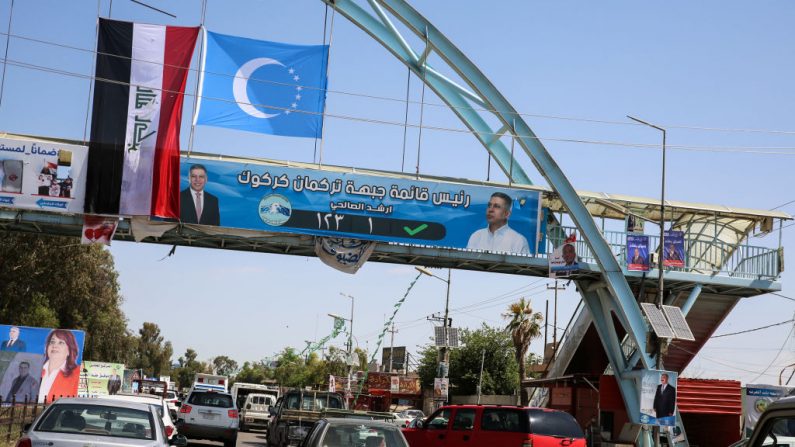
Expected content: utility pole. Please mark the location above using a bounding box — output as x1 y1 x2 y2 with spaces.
416 266 452 408
387 322 398 373
477 348 486 404
547 281 567 351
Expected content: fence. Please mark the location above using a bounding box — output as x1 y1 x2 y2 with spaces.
0 397 50 444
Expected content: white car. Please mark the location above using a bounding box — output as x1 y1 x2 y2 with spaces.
102 392 178 440
394 409 425 428
15 396 186 447
176 389 238 447
163 390 180 419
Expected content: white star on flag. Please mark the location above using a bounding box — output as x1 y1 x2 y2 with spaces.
288 68 295 74
293 75 300 81
295 94 302 100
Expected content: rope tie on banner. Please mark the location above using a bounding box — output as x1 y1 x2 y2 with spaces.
353 271 422 406
301 316 345 356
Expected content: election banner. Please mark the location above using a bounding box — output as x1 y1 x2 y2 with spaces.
179 157 545 254
0 324 85 403
78 361 124 398
0 136 88 214
663 230 685 268
743 384 795 436
433 378 449 400
639 370 678 427
549 234 579 278
627 234 650 271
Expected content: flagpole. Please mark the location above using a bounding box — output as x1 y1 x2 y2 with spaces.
187 0 208 157
316 6 336 169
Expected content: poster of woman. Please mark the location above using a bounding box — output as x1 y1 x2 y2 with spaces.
37 329 84 403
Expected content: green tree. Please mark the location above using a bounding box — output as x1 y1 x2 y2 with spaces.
417 324 519 397
0 233 131 362
173 348 212 389
504 298 543 405
212 356 239 377
130 322 173 378
234 361 272 384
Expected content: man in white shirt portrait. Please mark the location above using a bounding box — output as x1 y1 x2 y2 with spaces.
466 192 530 254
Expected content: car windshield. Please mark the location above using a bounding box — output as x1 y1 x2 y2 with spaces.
285 393 343 411
36 403 156 440
188 392 233 408
527 409 584 438
165 392 177 400
322 423 407 447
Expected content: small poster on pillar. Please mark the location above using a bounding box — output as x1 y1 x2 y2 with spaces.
639 370 678 426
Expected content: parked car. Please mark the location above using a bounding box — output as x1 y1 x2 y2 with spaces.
730 395 795 447
402 404 586 447
15 396 187 447
176 389 238 447
299 417 409 447
102 392 178 440
239 392 276 432
267 389 345 446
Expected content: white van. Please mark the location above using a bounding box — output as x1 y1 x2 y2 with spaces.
239 393 276 432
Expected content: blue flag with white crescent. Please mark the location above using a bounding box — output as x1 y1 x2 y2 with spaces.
195 30 329 138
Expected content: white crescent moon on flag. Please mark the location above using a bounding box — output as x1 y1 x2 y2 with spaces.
232 57 284 119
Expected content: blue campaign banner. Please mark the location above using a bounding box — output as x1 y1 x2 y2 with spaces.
0 324 85 403
627 234 650 271
179 158 544 255
639 370 678 427
663 230 685 268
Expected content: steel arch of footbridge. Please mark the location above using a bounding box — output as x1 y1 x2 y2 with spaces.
322 0 656 424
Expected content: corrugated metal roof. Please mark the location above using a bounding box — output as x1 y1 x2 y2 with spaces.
677 378 741 414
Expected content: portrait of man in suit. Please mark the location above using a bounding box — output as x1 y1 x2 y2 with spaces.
665 243 681 262
5 361 39 402
653 373 677 418
1 326 26 352
631 247 646 265
180 164 220 226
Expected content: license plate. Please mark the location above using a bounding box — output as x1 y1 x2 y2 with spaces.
202 413 217 420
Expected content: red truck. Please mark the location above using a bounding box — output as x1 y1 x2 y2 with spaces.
402 404 586 447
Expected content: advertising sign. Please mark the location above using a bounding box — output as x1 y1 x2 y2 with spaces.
78 361 124 398
433 378 449 400
627 234 650 272
663 230 685 268
0 136 88 214
179 158 544 254
639 370 678 426
382 346 407 372
743 384 794 436
0 324 85 403
390 376 400 393
549 235 579 278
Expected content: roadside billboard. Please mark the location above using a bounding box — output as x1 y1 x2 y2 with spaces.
638 370 678 427
627 234 650 272
743 384 795 436
0 324 85 403
178 157 545 255
663 230 685 268
78 361 124 398
0 136 88 214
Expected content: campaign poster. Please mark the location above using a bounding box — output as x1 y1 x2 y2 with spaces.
433 378 449 400
627 214 644 233
0 324 85 403
78 361 124 398
178 157 545 255
627 234 650 272
663 230 685 268
638 370 678 426
743 384 795 436
122 368 142 393
549 241 579 278
0 136 88 214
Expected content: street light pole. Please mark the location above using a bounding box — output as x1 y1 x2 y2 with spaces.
339 293 355 405
628 115 667 447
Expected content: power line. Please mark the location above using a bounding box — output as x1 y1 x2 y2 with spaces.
7 28 795 139
770 292 795 302
771 199 795 210
6 57 795 156
711 319 794 338
748 324 795 383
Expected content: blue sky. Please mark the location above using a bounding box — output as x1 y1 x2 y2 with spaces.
0 0 793 384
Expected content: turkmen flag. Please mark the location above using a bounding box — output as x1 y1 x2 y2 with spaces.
195 31 329 138
85 18 199 218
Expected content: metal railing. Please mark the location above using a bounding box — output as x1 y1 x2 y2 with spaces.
0 396 50 443
544 226 781 280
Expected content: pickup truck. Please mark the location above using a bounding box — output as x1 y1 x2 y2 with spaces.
266 390 346 447
731 395 795 447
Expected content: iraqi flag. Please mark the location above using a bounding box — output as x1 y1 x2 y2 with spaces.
84 18 199 218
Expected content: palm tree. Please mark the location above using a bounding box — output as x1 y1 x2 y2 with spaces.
503 298 544 405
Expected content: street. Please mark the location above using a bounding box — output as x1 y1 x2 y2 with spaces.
187 430 268 447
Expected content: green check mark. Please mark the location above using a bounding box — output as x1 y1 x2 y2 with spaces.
403 223 428 236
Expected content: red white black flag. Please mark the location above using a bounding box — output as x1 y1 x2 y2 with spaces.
84 18 198 218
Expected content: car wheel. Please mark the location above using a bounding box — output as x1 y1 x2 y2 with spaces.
239 423 246 432
224 434 238 447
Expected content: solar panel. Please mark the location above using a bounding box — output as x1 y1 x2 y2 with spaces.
433 327 460 347
641 303 675 339
662 305 696 341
